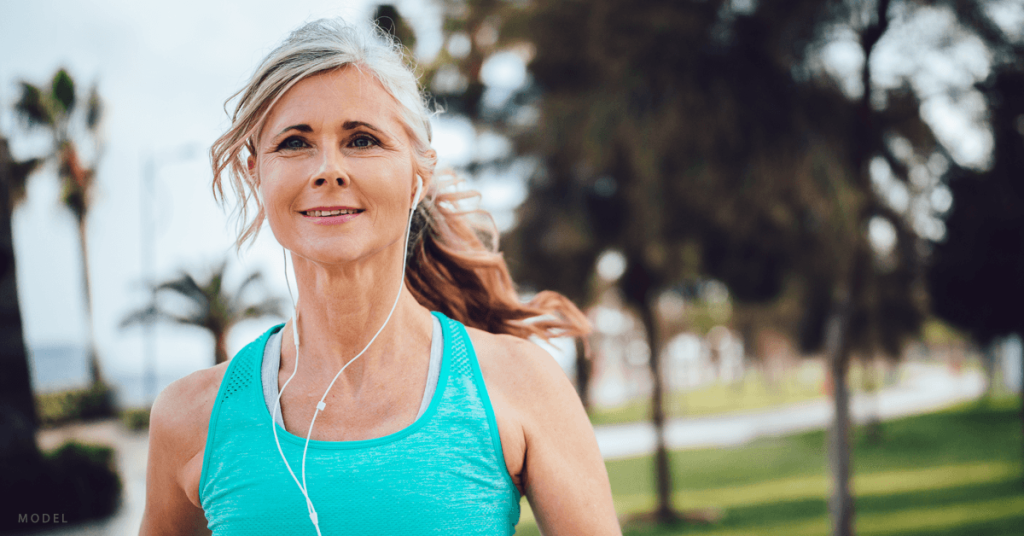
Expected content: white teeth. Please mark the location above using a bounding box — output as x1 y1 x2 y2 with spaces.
306 209 360 217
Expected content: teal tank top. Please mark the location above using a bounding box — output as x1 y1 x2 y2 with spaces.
199 311 521 534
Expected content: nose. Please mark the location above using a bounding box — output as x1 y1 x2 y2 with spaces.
311 145 348 188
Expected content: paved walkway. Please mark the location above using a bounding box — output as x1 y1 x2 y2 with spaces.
595 363 985 459
22 362 982 535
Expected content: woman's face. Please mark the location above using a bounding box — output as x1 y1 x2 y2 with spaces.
254 66 421 266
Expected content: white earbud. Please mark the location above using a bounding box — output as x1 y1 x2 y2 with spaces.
412 175 423 209
272 176 424 535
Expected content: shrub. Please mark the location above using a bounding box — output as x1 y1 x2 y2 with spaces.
0 440 122 532
121 407 150 431
35 382 115 427
43 441 123 519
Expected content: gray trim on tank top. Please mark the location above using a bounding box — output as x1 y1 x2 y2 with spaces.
262 314 444 428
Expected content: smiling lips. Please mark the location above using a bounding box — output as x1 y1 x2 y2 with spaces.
300 206 364 224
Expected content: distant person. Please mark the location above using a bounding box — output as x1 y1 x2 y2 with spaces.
138 17 619 536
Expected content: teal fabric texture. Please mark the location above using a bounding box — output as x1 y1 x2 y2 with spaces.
199 311 521 535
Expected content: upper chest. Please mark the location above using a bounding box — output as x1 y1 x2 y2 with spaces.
183 323 529 506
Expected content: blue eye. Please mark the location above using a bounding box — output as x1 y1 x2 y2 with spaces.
278 136 307 150
272 136 307 150
351 136 378 148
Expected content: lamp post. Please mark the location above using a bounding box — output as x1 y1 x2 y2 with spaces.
141 144 199 406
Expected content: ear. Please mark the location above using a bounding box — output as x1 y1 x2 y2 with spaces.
415 149 437 193
247 155 256 172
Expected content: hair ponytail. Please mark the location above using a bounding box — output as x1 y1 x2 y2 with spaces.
405 174 591 342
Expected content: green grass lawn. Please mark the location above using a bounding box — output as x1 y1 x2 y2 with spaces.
515 395 1024 535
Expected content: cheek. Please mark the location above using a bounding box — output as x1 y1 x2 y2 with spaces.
260 185 287 236
258 165 300 229
361 159 413 214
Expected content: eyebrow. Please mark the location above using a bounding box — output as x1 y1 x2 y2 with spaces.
274 124 313 138
343 120 383 133
272 121 384 139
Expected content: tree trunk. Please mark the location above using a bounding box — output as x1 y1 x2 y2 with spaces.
827 349 854 536
863 354 882 444
0 137 37 440
0 137 42 496
982 342 996 396
825 230 872 536
823 1 892 532
825 300 855 536
738 320 757 393
575 337 592 411
640 300 677 524
76 215 104 387
215 332 229 365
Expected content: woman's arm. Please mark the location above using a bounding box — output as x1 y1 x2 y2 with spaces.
503 337 622 535
139 371 217 536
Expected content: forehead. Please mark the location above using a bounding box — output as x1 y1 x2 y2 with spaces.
262 66 403 135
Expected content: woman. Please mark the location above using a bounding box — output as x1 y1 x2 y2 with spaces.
140 18 619 535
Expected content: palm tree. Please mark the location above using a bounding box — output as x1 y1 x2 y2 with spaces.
121 259 285 365
14 68 105 387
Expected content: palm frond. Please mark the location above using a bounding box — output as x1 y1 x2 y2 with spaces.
155 273 208 307
120 305 160 329
120 305 204 330
227 270 264 314
14 82 53 128
238 297 286 322
8 157 42 207
165 310 207 328
235 270 264 297
86 85 102 131
208 260 228 297
50 69 75 115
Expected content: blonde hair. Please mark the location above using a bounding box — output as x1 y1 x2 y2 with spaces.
211 17 590 342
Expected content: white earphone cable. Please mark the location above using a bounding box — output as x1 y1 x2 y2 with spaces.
271 177 423 534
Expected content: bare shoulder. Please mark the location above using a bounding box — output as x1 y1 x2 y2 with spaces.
150 362 229 457
463 327 578 409
463 327 587 448
140 362 229 535
463 326 583 496
148 362 230 505
463 328 618 535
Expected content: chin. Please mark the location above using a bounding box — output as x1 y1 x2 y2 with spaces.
310 241 408 268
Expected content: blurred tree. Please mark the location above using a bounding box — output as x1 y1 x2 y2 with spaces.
927 36 1024 470
120 260 284 365
433 0 812 524
0 136 42 474
433 0 839 523
432 0 809 522
373 4 417 53
14 69 106 390
430 0 1002 532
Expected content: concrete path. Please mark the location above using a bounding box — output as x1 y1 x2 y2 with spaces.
21 362 983 535
594 363 985 459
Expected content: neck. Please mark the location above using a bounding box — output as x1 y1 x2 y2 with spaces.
281 240 433 395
